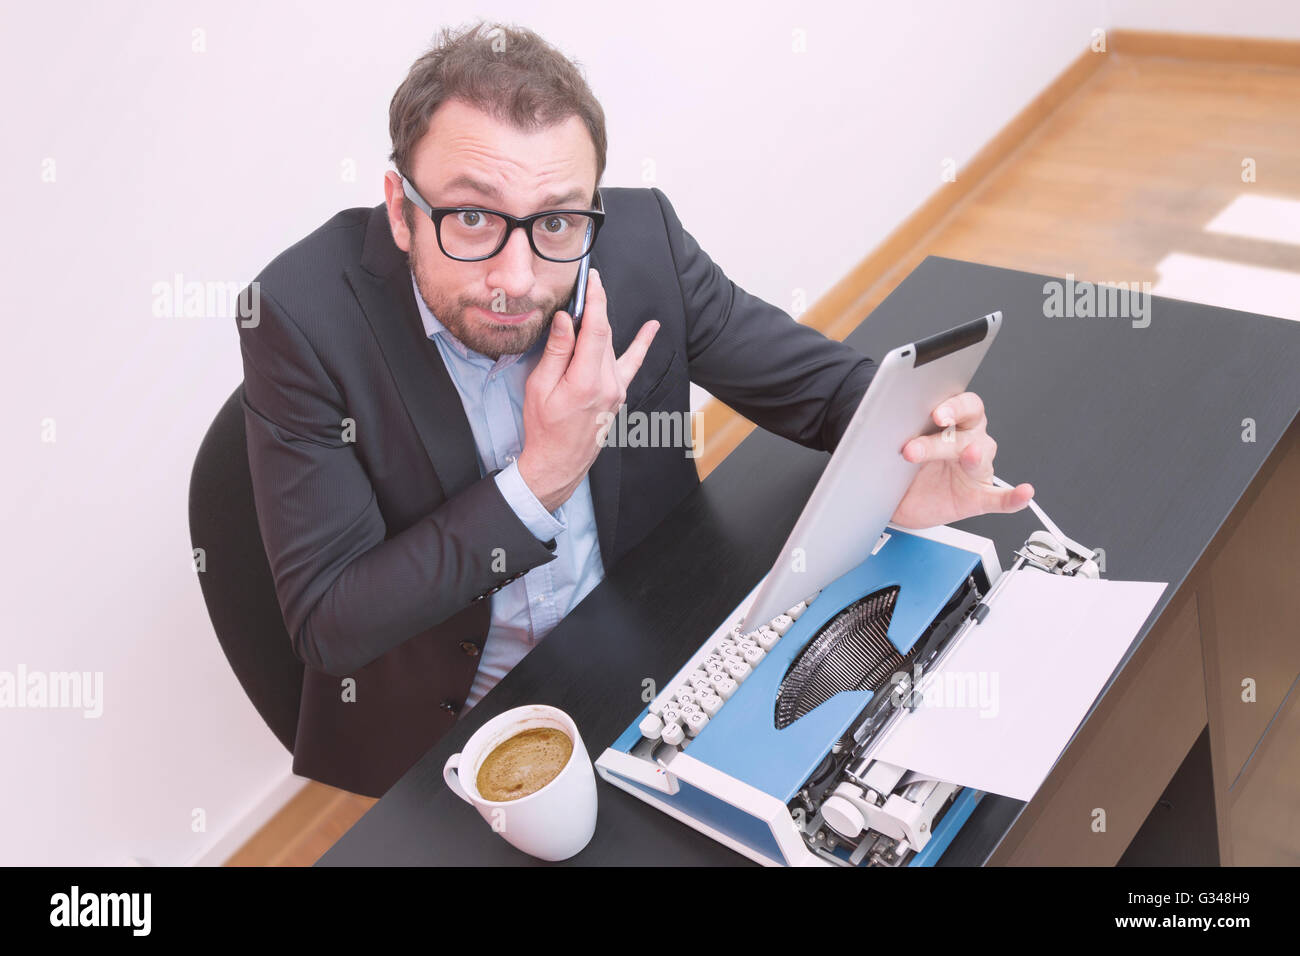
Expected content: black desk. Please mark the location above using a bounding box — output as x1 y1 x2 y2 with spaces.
318 256 1300 866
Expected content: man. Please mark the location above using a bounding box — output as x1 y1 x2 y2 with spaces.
237 21 1033 798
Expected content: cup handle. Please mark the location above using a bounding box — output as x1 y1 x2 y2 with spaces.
443 753 473 805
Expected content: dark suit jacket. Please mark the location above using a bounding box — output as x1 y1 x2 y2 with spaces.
237 186 878 797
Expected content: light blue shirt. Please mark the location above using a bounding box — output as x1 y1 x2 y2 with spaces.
410 272 606 711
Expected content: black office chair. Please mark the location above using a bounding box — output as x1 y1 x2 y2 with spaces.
189 383 303 754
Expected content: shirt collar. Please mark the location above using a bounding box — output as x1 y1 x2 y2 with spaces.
409 270 502 371
410 270 460 350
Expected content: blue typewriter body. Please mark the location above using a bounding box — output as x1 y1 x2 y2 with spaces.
597 523 1005 867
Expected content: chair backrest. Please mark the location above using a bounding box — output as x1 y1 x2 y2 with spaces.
189 383 303 753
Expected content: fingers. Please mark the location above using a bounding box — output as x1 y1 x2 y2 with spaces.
931 391 984 429
957 435 996 478
530 309 576 395
558 268 624 414
565 267 611 395
551 267 663 409
615 320 661 389
984 481 1034 514
902 424 989 465
902 391 989 464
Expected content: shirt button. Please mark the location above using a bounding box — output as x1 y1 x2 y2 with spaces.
458 641 480 657
439 699 461 715
505 453 516 464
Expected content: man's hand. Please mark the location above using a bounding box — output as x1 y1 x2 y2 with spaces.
518 268 660 512
889 391 1033 529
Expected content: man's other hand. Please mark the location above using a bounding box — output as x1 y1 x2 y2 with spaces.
889 391 1033 529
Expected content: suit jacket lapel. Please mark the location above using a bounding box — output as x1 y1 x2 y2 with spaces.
344 202 623 564
345 204 480 500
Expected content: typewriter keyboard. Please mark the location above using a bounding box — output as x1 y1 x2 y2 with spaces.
638 591 821 745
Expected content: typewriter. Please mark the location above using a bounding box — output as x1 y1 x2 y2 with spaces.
596 311 1128 866
595 518 1103 867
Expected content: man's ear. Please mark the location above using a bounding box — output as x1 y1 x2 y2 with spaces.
383 171 413 253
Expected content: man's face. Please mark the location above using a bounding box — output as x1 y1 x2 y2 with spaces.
385 98 598 360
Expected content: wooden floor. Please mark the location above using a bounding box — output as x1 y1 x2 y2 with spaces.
224 46 1300 866
695 48 1300 475
223 780 379 867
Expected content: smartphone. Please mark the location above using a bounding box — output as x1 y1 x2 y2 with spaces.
565 218 595 332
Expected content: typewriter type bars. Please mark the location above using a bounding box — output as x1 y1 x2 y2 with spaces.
785 573 984 866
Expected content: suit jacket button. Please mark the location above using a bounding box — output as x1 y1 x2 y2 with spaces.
459 641 480 657
439 699 461 715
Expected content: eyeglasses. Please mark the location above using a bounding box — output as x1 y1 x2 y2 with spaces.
401 175 605 263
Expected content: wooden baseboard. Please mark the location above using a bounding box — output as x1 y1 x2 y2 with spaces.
693 29 1300 478
223 779 377 866
190 770 304 866
693 42 1108 475
1110 29 1300 68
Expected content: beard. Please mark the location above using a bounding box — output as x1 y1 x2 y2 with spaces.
409 240 558 360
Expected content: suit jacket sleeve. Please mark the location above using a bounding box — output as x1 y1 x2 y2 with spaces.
652 187 877 453
237 287 559 677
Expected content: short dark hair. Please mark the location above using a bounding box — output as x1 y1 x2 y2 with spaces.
389 19 607 226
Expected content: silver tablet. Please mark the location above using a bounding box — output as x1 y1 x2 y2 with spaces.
741 311 1003 629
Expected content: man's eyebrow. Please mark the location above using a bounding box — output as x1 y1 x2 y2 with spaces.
438 175 589 209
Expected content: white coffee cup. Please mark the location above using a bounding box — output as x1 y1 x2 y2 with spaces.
443 704 597 861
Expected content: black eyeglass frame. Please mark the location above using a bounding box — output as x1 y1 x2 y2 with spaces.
400 174 605 263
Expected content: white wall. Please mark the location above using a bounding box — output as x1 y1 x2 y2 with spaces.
1107 0 1300 38
2 0 1123 865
